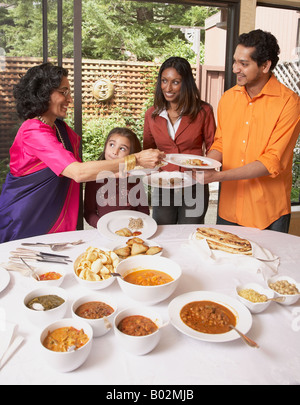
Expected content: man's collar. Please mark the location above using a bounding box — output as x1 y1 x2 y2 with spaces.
234 74 280 97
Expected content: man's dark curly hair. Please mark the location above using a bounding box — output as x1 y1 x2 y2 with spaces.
13 62 68 120
238 29 280 71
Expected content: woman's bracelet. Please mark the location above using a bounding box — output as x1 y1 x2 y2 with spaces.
124 154 137 171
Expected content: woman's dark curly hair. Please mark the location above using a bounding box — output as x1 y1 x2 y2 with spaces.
13 62 68 120
238 29 280 71
152 56 204 121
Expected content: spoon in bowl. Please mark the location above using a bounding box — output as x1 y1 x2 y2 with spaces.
20 257 40 281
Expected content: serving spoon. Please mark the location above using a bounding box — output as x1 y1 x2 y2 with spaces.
264 296 286 303
229 325 259 348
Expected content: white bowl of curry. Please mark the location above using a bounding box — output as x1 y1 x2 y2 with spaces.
116 256 182 305
113 307 163 355
40 318 93 373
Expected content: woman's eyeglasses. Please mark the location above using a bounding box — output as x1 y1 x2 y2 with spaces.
56 89 72 98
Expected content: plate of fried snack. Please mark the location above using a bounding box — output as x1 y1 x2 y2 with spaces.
97 210 157 241
113 237 163 260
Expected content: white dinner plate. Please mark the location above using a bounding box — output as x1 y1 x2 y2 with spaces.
143 171 195 189
97 210 158 241
0 268 10 294
168 291 252 343
164 153 222 170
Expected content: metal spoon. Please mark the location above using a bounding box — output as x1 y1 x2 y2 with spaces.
20 257 40 281
229 325 259 348
110 272 122 278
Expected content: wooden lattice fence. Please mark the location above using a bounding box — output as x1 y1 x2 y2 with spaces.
0 57 161 158
0 57 224 160
274 62 300 96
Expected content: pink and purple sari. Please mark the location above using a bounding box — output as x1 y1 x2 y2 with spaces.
0 119 81 242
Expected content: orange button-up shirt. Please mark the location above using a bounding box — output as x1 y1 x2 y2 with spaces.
211 74 300 229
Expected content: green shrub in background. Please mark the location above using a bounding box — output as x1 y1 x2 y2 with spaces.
80 111 145 162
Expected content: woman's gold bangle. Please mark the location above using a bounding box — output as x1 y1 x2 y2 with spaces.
125 154 137 171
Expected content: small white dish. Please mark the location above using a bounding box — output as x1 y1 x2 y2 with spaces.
30 265 66 287
39 318 93 372
236 282 275 313
267 275 300 306
114 307 163 355
71 293 117 337
23 286 68 327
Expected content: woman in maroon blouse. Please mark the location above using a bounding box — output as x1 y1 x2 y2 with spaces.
143 57 216 225
84 128 150 228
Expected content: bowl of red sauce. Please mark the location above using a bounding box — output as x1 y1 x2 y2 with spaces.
113 307 163 355
71 293 118 337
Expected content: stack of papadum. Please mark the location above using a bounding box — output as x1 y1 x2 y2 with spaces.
195 227 252 255
75 246 120 281
114 237 162 259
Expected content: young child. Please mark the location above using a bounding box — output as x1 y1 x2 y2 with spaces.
84 127 150 228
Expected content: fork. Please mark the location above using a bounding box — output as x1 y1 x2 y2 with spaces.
21 239 84 251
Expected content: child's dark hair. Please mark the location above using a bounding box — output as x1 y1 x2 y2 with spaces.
99 127 142 160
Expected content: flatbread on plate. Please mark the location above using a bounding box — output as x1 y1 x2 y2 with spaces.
195 227 252 255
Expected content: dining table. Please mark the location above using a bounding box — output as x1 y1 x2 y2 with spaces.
0 224 300 387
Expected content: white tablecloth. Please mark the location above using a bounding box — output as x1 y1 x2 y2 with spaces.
0 225 300 385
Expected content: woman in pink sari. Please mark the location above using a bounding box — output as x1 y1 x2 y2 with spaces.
0 63 164 242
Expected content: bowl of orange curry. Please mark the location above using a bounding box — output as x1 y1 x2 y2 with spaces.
116 256 182 305
40 317 93 372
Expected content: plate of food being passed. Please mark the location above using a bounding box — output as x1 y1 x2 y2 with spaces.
164 154 222 170
168 291 252 343
97 210 158 241
143 171 195 189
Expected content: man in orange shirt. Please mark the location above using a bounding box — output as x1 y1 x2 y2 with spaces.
203 29 300 233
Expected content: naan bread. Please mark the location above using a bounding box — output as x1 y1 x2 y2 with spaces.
195 227 252 255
